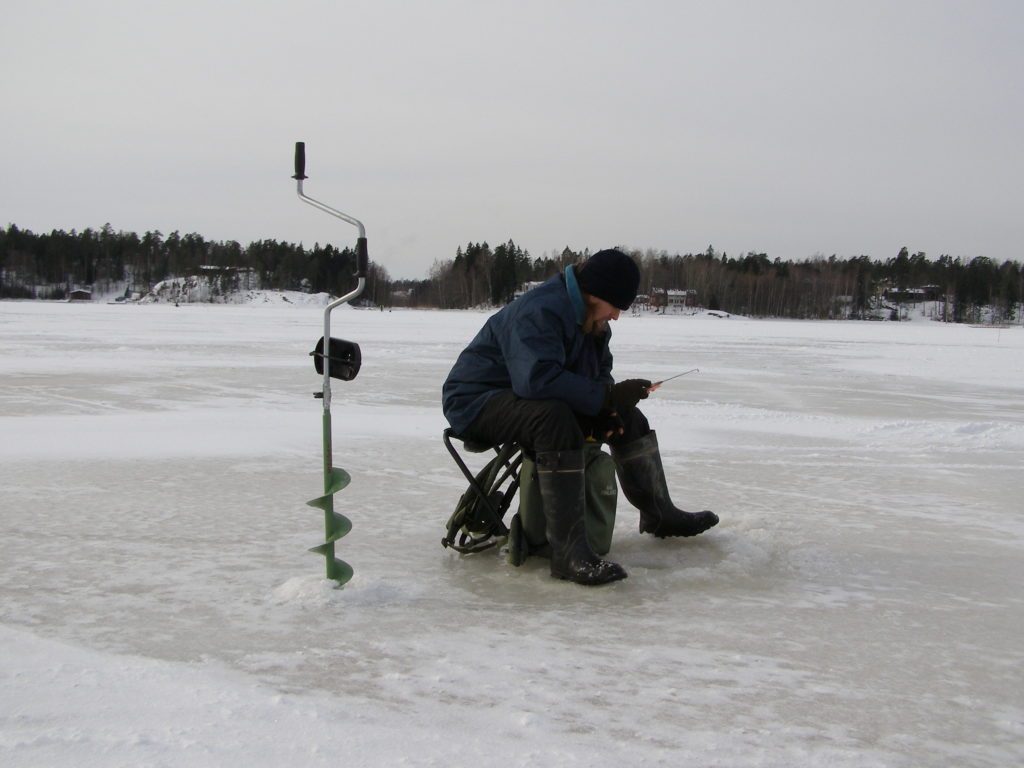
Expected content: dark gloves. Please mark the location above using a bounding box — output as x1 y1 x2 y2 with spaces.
604 379 652 414
589 410 625 439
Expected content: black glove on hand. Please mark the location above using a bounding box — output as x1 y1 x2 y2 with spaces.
605 379 652 413
590 410 625 439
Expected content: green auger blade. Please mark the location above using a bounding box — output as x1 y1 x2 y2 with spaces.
308 535 353 583
307 465 354 584
306 546 354 586
327 557 354 585
306 467 351 510
306 494 342 512
325 467 351 495
324 512 353 542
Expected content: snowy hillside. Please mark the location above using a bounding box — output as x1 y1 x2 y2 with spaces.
141 279 338 307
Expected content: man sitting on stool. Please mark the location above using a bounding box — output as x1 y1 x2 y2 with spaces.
442 249 718 585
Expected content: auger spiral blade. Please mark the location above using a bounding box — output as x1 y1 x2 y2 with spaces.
306 466 354 585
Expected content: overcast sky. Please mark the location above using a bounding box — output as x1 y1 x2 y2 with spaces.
2 0 1021 279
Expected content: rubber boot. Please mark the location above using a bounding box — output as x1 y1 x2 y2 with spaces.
536 449 627 585
611 431 719 538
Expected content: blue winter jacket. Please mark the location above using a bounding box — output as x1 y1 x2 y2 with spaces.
442 266 614 435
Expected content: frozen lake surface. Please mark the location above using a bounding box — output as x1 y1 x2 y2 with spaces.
2 300 1022 767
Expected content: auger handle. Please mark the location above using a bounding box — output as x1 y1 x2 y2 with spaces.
293 142 366 277
293 142 307 180
355 238 368 279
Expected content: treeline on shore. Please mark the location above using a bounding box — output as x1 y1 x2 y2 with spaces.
2 223 1021 323
0 223 393 306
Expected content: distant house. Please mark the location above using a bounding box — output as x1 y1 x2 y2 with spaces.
883 285 943 304
650 288 697 310
68 289 92 302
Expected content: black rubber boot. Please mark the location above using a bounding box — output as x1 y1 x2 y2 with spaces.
536 449 627 586
611 431 719 538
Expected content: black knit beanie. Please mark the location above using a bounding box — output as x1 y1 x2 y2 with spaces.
575 249 640 310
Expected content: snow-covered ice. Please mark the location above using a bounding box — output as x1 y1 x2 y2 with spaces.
1 300 1022 767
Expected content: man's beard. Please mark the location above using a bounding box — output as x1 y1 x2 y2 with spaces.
583 316 609 336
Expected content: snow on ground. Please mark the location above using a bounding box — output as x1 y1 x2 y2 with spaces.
1 300 1022 767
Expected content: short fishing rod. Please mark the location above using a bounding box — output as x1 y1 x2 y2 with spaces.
647 368 699 391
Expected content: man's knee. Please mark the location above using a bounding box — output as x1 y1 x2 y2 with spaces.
524 399 584 452
467 393 583 452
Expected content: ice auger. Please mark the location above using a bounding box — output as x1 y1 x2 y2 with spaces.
293 141 367 585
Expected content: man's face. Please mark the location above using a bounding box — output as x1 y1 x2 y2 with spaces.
583 294 621 335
